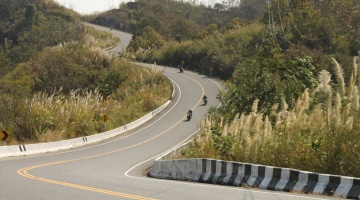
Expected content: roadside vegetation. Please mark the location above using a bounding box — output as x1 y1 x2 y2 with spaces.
88 0 360 177
179 57 360 177
2 0 360 177
84 25 120 49
0 0 171 145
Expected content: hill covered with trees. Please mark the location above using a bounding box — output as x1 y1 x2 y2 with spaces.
2 0 360 177
89 0 360 177
93 0 360 115
84 0 266 50
0 0 171 144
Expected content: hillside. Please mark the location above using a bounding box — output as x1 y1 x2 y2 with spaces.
84 0 266 44
0 0 81 75
0 0 172 144
86 0 360 177
2 0 360 177
134 0 360 112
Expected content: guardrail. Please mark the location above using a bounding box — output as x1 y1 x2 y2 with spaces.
0 61 175 158
150 142 360 199
0 100 171 158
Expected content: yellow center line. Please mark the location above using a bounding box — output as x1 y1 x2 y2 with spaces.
18 164 154 199
17 72 205 200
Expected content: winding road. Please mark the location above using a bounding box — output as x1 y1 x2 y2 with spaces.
0 25 341 200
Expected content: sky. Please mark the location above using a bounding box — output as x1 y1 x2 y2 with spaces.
54 0 220 15
54 0 132 14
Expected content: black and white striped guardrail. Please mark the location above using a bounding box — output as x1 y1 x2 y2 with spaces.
150 158 360 199
18 144 26 152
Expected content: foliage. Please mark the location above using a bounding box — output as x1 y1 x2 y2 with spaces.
210 125 236 160
0 0 82 67
222 56 317 117
151 23 264 79
86 0 266 51
1 65 171 144
84 25 121 49
1 0 360 178
262 0 360 56
139 0 360 123
128 26 165 52
179 57 360 177
0 0 172 144
83 0 358 85
24 43 126 95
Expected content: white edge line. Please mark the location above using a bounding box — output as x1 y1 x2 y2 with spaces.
0 75 181 161
124 76 330 200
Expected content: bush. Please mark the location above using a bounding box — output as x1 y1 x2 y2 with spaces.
180 57 360 177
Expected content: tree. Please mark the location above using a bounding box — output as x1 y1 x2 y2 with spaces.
99 71 126 97
129 26 165 52
25 4 37 27
221 56 317 117
214 3 224 11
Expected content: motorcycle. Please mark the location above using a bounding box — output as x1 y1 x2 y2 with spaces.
203 95 208 105
203 98 207 105
187 111 192 121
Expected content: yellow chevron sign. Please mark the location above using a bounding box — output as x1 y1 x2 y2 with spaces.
1 130 10 141
102 115 109 122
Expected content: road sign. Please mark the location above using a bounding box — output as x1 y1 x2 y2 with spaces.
102 115 109 122
1 130 10 141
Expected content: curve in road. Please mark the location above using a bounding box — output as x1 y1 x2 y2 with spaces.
0 25 341 200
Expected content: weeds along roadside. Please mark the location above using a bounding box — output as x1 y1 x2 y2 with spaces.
179 56 360 178
0 64 171 145
0 26 172 145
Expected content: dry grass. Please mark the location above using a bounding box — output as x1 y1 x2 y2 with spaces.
24 88 105 141
83 26 120 49
0 25 171 145
1 63 171 145
181 56 360 177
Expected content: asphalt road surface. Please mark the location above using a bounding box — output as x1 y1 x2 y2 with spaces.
0 25 343 200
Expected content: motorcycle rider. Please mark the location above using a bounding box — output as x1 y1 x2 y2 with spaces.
187 108 192 115
203 95 208 105
187 108 192 120
179 65 184 73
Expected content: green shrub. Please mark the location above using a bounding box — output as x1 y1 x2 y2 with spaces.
180 57 360 177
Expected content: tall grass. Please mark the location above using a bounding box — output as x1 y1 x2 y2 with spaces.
83 26 120 49
3 64 171 145
181 57 360 177
111 64 171 126
27 88 104 141
0 24 171 145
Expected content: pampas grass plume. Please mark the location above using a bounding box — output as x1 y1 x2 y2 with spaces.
332 58 346 96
